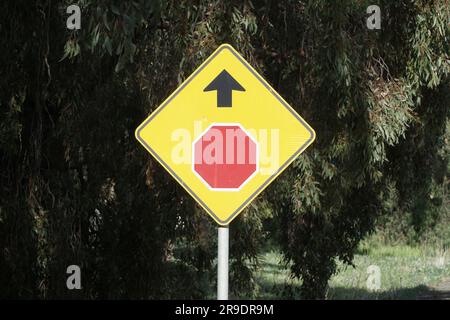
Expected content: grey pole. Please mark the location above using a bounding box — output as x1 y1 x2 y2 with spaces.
217 226 229 300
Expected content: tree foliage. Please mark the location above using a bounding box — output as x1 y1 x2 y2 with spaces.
0 0 448 299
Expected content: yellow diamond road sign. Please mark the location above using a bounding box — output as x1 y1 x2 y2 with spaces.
135 44 315 225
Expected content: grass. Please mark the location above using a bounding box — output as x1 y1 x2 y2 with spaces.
252 242 450 299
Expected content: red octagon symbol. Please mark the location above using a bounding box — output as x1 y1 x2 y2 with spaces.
193 123 258 190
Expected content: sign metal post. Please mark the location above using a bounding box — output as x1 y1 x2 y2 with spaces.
217 226 229 300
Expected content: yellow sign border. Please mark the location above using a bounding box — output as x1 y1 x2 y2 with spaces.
135 44 315 225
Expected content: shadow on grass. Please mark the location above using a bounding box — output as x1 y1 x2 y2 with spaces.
328 285 428 300
257 281 450 300
330 284 450 300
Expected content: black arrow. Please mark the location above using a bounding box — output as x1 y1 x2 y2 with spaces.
203 70 245 107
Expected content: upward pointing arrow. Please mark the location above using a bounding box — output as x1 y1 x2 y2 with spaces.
204 70 245 108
